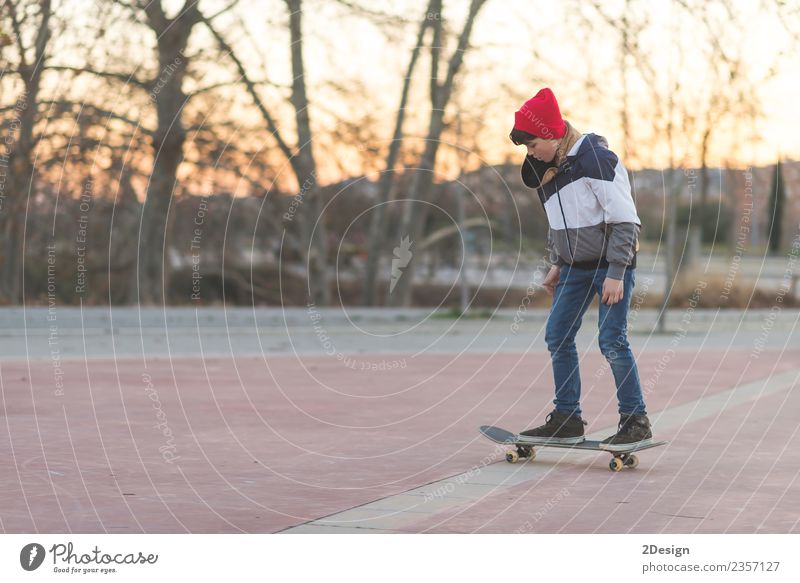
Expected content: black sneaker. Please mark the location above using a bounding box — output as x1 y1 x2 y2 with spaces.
518 410 587 444
599 413 653 451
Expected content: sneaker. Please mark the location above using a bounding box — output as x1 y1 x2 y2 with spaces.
599 413 653 451
518 410 587 444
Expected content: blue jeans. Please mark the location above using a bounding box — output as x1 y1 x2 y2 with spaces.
545 265 646 417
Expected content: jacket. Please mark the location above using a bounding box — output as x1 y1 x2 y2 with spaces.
521 121 641 280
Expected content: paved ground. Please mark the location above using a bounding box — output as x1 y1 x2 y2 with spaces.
1 307 798 533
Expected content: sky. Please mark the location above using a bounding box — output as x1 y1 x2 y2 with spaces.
7 0 799 187
229 0 800 175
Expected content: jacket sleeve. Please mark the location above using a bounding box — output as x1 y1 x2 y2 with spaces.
521 154 557 189
522 155 564 268
583 146 641 280
604 222 640 279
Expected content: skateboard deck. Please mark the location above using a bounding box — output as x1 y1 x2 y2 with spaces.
480 425 667 471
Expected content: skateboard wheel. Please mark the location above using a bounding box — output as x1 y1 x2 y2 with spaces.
625 454 639 469
506 451 519 463
609 457 624 472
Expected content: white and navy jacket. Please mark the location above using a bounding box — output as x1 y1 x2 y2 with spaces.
522 133 641 280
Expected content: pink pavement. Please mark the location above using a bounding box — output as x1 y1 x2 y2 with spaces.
1 348 798 533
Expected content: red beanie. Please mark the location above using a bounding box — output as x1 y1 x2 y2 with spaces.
513 88 566 140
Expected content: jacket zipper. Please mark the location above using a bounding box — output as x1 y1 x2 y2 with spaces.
555 187 574 262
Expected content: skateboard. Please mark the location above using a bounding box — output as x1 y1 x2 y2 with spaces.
479 425 667 472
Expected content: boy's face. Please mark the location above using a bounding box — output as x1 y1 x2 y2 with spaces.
525 137 558 163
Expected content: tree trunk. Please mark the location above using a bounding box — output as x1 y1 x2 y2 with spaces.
657 168 679 333
685 129 711 272
388 0 486 307
362 0 434 306
202 1 330 305
0 0 52 304
132 2 198 305
285 0 329 306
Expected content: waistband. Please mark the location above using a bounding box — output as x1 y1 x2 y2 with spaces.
568 253 637 271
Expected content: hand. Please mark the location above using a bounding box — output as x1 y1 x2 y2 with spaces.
541 265 561 296
602 277 625 305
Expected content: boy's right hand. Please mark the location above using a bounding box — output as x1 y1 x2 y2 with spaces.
542 265 561 296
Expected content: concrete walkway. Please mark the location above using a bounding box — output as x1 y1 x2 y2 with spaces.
286 369 799 533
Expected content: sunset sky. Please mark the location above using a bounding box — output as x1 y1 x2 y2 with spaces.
247 0 799 169
12 0 800 187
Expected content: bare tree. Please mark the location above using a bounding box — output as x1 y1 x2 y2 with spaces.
124 0 201 305
580 0 649 165
362 0 437 306
678 0 780 269
0 0 53 303
45 0 241 305
576 0 786 328
284 0 329 305
388 0 488 307
201 0 331 305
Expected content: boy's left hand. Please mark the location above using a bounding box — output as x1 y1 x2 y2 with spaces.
602 277 625 305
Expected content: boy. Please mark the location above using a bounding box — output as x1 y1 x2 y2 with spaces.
509 87 652 450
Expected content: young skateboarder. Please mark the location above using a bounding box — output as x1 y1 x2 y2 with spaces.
509 88 652 450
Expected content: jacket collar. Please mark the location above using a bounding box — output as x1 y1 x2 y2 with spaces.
538 120 583 187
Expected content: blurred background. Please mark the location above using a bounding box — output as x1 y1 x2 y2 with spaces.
1 0 799 316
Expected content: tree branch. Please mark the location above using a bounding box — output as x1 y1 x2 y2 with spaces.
439 0 486 108
429 0 442 102
45 65 151 90
205 0 240 21
198 13 295 163
4 0 29 70
186 78 285 100
48 100 153 135
109 0 147 13
142 1 168 32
